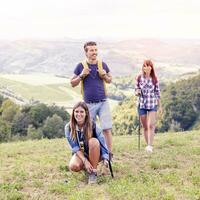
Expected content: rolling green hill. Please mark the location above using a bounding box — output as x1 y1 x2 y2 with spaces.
0 74 81 108
0 73 127 110
0 130 199 200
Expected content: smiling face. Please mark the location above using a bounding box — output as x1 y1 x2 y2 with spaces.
143 64 152 74
74 106 86 126
85 45 98 61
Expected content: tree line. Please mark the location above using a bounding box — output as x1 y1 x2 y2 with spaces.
1 72 199 142
0 96 70 142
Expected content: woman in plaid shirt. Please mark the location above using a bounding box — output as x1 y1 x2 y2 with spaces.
135 60 162 153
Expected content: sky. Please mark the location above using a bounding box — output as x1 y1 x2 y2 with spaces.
0 0 200 40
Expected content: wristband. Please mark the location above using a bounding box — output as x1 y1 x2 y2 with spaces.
79 74 83 80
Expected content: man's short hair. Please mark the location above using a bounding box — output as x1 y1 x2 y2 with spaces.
84 41 97 52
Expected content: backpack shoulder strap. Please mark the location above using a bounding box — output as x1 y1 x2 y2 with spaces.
81 60 89 69
97 60 107 96
80 61 89 96
97 60 103 70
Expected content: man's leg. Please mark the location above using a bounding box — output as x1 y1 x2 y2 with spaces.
86 103 98 123
103 129 112 152
98 100 112 153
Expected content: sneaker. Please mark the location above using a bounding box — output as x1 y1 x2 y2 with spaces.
145 145 153 153
88 170 97 184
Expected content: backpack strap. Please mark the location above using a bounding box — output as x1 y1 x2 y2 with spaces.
80 60 107 97
80 60 89 96
97 60 107 96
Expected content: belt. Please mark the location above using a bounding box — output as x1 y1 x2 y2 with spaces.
87 99 106 104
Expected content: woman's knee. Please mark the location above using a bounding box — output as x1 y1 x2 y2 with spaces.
88 138 100 149
143 126 148 131
69 163 82 172
148 123 156 130
141 120 148 131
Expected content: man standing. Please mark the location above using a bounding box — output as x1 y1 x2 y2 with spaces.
70 41 112 155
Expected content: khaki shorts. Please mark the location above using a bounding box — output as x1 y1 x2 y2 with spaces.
87 100 112 130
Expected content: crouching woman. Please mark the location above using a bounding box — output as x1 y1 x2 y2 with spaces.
65 101 109 184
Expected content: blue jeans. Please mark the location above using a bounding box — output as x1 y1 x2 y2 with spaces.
87 100 112 130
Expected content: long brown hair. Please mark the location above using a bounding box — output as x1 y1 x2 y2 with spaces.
142 60 158 85
70 101 92 141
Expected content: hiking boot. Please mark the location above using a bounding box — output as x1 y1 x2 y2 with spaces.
88 170 97 184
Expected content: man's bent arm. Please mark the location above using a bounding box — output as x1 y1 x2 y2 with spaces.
103 72 112 83
70 75 82 87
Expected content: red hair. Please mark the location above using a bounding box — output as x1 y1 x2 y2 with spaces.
142 60 158 85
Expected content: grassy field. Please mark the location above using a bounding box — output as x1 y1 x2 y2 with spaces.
0 74 69 86
0 131 200 200
0 73 81 107
0 73 120 111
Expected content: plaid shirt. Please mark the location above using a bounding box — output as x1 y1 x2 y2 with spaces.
135 75 161 109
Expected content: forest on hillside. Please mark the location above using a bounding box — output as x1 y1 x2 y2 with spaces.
0 97 70 142
112 73 200 135
1 73 200 142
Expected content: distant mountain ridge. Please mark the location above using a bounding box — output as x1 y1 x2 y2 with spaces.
0 38 200 77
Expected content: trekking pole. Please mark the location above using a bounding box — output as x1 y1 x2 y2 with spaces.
108 153 114 178
108 161 114 178
135 80 142 151
137 88 142 151
138 112 141 151
98 139 114 178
